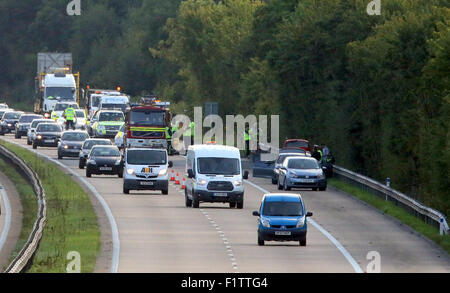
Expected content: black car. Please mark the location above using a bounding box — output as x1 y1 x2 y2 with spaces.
86 145 123 178
15 114 43 138
32 123 63 149
0 111 24 135
58 131 90 159
79 139 112 169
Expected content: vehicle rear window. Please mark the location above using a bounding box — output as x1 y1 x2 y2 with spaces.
62 132 89 141
127 150 167 165
287 159 319 169
285 141 309 148
130 110 165 126
263 201 303 217
197 157 240 175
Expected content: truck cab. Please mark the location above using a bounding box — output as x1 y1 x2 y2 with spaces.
43 73 77 113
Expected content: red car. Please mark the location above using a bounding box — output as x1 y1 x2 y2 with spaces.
282 139 310 152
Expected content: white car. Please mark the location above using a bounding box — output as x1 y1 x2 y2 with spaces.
27 119 56 145
123 148 173 195
51 102 79 121
185 144 249 209
57 109 87 130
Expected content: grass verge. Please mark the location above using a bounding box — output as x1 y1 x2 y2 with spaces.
0 156 36 271
0 141 100 272
328 178 450 255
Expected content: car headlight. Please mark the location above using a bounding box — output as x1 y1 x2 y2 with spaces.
261 218 270 228
98 125 105 131
317 172 324 179
289 172 298 178
197 179 207 186
37 135 43 140
88 159 96 165
296 216 306 228
64 145 69 149
7 123 11 127
126 168 135 175
158 169 168 176
233 180 242 186
115 159 121 165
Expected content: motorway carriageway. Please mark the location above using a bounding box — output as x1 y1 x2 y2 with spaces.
1 134 449 273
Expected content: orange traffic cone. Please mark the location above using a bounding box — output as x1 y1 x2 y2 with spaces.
175 172 180 185
170 170 175 181
181 178 186 189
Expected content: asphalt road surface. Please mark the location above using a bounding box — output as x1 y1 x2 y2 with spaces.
1 134 449 273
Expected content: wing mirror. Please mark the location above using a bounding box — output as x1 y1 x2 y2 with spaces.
252 211 260 217
243 170 249 180
168 161 173 168
187 169 194 178
306 212 313 217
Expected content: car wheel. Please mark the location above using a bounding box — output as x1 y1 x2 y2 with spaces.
185 189 192 207
192 198 200 208
319 187 326 191
277 178 283 190
78 160 84 169
123 186 129 194
0 132 4 136
229 202 236 208
271 177 277 185
162 188 168 195
58 153 62 159
283 179 291 191
32 143 37 149
300 238 306 246
237 201 244 209
27 139 32 145
86 169 91 178
258 236 265 246
312 187 318 191
15 133 20 139
118 171 123 178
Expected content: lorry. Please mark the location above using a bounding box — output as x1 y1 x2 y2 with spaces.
84 88 122 118
34 53 80 115
123 96 171 150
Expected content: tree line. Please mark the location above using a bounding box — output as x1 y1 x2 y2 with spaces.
0 0 448 215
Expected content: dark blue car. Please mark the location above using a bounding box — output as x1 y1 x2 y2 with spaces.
253 193 313 246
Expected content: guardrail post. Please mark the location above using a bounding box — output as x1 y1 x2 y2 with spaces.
385 178 390 201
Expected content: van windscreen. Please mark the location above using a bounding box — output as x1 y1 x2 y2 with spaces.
197 157 240 175
127 150 166 165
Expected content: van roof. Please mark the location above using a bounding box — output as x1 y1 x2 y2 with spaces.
188 144 241 158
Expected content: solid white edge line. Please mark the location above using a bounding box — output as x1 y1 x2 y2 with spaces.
0 186 11 255
4 140 120 273
244 179 363 273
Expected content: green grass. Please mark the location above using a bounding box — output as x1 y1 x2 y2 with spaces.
328 178 450 255
0 141 101 272
0 156 37 271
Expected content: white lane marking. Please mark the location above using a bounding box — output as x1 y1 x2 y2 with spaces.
3 140 120 273
0 186 11 254
244 179 364 273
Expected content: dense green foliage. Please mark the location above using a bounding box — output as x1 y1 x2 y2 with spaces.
0 0 448 215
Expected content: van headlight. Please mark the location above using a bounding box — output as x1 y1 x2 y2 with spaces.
158 169 168 176
296 217 306 228
233 180 242 186
261 218 270 228
197 179 207 186
126 168 135 175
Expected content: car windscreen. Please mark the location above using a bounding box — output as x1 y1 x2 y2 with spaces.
54 103 70 111
19 115 42 123
91 148 120 157
127 150 166 165
75 110 85 118
130 110 165 126
285 141 308 148
287 159 319 169
62 132 89 141
277 154 302 164
83 140 111 149
4 112 22 119
37 124 61 132
31 120 53 128
197 157 240 175
46 87 75 100
101 104 127 112
263 201 303 217
99 112 124 122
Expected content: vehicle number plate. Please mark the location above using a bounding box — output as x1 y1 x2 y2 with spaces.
44 139 54 143
275 231 291 236
300 179 315 183
214 193 227 197
99 167 112 171
140 181 154 186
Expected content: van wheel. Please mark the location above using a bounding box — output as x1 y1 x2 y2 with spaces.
192 198 200 208
229 202 236 208
123 186 129 194
237 201 244 209
258 237 264 246
162 188 168 195
300 238 306 246
185 190 192 207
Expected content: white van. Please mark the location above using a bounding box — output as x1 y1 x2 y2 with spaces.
123 147 173 195
185 144 249 209
99 95 130 113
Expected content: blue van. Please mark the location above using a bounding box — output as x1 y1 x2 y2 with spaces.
252 193 313 246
